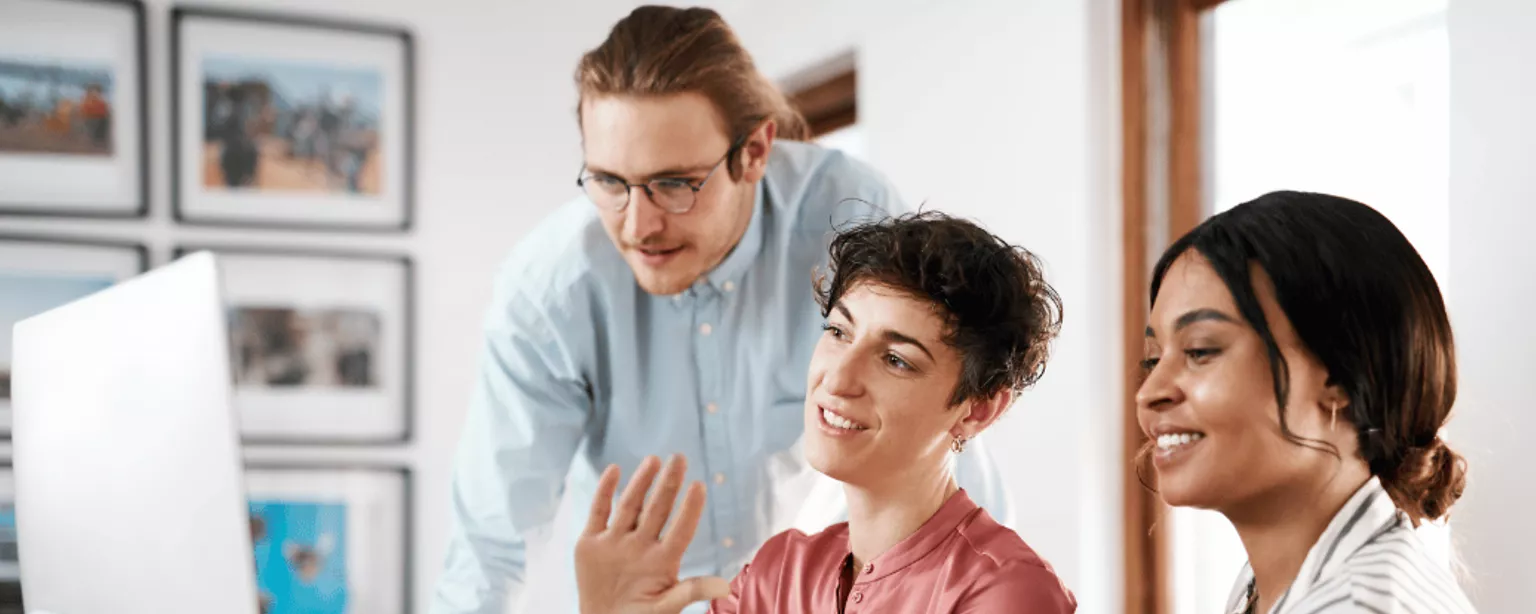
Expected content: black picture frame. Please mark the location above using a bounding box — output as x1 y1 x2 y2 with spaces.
171 5 415 232
0 0 150 218
243 462 413 614
174 245 414 445
0 234 149 439
0 233 149 272
0 461 20 614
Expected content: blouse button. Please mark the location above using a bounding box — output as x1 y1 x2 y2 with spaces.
852 591 864 603
863 562 874 574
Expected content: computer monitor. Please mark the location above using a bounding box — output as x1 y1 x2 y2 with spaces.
10 252 258 614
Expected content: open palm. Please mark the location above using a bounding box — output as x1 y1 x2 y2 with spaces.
575 455 730 614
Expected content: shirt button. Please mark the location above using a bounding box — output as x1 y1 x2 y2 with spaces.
706 402 719 414
863 563 874 574
722 280 735 292
852 591 863 603
721 537 735 548
713 473 726 485
699 323 712 336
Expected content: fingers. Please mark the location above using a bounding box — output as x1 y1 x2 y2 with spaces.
582 464 621 536
610 455 661 534
661 481 708 556
637 455 688 539
657 576 732 612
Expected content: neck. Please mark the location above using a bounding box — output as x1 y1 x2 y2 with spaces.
1226 467 1370 612
843 457 958 573
704 182 758 274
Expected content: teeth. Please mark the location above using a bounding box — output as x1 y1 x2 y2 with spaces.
1156 432 1205 450
822 408 866 431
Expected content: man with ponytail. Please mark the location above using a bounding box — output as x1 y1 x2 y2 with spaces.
432 7 1009 614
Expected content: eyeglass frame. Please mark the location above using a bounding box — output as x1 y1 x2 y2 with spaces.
575 133 750 215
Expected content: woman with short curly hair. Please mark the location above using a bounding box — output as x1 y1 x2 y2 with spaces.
573 211 1077 614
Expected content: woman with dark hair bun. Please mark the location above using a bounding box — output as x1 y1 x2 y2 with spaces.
1137 191 1477 613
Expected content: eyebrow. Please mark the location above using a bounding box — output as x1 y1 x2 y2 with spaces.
884 330 936 361
834 302 937 361
1144 308 1240 338
584 162 717 181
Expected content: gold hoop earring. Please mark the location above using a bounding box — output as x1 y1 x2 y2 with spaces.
951 435 968 454
1330 403 1338 432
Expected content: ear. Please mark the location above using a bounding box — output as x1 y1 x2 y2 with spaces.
952 389 1014 441
737 120 776 183
1319 378 1351 418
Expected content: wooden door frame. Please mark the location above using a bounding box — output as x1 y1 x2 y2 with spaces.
1122 0 1227 612
789 67 857 138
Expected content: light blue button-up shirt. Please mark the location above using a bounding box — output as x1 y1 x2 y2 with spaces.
432 141 1011 614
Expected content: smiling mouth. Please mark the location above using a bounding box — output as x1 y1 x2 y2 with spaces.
819 406 869 431
636 246 683 256
1154 431 1205 452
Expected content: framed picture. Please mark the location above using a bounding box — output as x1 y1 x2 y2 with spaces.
172 7 414 231
0 0 148 218
0 463 411 614
0 465 20 613
0 236 147 437
245 464 411 614
176 246 412 443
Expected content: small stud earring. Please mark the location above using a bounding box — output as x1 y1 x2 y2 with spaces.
951 435 968 454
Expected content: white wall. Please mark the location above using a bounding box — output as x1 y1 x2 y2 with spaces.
1 1 1122 612
1446 0 1536 611
728 1 1124 611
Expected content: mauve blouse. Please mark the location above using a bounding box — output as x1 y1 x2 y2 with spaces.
707 489 1077 613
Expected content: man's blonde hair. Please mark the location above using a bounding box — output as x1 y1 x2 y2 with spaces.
575 5 809 179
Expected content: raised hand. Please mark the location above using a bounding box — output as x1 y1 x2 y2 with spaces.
575 454 731 614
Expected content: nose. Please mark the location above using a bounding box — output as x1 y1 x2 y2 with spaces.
623 186 666 241
1134 356 1183 414
819 349 866 400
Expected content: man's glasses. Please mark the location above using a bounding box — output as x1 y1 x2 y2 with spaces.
576 141 740 215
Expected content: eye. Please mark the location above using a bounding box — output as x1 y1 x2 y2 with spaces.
822 323 848 341
1184 347 1221 365
651 178 697 194
588 174 626 191
1139 357 1160 374
885 352 914 372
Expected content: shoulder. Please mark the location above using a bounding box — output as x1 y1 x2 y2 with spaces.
764 140 908 233
740 523 850 583
1298 524 1477 614
1327 528 1480 614
951 510 1077 612
490 196 628 318
1291 574 1476 614
953 507 1054 571
752 522 850 564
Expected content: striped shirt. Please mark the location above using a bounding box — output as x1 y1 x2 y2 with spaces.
1225 477 1478 614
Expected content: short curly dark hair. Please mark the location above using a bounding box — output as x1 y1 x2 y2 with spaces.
814 210 1064 407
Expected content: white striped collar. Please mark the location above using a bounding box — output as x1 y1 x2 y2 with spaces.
1225 477 1403 614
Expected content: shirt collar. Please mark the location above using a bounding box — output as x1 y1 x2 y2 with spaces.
1226 477 1403 613
692 180 767 295
850 489 981 584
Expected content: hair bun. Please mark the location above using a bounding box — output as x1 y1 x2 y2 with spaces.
1382 437 1467 525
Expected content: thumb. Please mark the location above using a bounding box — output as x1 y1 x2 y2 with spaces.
655 575 731 613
